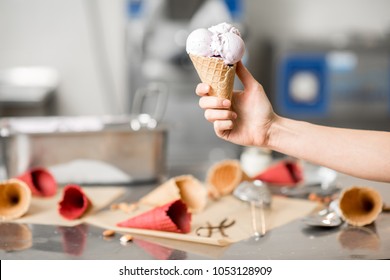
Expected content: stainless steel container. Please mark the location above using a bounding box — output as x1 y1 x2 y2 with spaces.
0 83 169 185
0 114 168 185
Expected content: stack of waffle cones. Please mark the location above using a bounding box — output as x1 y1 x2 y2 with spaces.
189 54 236 100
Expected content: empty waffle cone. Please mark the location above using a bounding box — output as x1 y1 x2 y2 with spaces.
206 159 249 197
139 175 207 213
0 179 32 221
58 184 92 220
17 167 57 197
338 186 383 226
117 199 191 233
189 54 236 100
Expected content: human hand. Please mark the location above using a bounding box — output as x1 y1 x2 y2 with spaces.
196 61 277 147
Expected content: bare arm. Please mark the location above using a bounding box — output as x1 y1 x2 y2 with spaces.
197 61 390 183
267 117 390 182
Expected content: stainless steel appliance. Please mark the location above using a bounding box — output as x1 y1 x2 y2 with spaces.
274 35 390 130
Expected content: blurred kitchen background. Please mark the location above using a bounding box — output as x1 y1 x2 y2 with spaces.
1 0 390 182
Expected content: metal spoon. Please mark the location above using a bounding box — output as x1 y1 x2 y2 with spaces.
234 180 272 237
302 201 343 227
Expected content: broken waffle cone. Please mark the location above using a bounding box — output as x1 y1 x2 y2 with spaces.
58 184 91 220
338 186 383 226
0 179 32 221
206 159 249 197
139 175 207 213
189 54 236 100
117 199 191 233
17 167 57 197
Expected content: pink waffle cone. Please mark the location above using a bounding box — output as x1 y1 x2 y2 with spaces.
17 167 57 197
58 185 91 220
117 199 191 233
254 160 303 186
189 54 236 100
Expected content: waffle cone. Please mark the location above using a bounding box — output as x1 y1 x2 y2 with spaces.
139 175 207 213
17 167 57 197
58 184 92 220
117 199 191 233
189 54 236 100
0 179 32 221
338 186 383 226
206 159 249 196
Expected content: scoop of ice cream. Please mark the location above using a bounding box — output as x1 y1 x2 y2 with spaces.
186 28 213 57
186 22 245 65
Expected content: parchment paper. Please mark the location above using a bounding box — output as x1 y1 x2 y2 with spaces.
86 195 318 246
13 187 126 227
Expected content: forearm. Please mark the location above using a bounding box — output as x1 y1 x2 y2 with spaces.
267 116 390 182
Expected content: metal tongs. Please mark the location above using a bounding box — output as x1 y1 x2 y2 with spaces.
233 180 272 238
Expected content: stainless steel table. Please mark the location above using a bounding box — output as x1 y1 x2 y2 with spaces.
1 173 390 260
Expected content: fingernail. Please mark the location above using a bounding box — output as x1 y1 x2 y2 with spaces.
222 99 231 107
232 112 237 119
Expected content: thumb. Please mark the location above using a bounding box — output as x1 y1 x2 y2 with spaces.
236 61 258 90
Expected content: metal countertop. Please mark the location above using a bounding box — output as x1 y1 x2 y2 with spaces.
1 173 390 260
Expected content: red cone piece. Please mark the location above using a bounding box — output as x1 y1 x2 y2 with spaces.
117 199 191 233
17 167 57 197
58 185 91 220
254 160 303 186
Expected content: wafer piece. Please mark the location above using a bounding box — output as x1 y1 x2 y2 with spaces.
58 184 91 220
206 159 249 196
139 175 207 213
117 199 191 233
17 167 57 197
0 179 32 221
189 54 236 100
338 186 383 226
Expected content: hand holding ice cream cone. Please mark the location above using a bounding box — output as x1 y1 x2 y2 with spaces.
186 22 245 100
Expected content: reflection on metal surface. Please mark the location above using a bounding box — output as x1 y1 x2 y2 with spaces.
0 223 32 252
338 225 380 251
195 218 235 238
57 224 88 256
133 238 186 260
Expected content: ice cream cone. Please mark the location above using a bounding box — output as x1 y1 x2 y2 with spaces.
189 54 236 100
17 167 57 197
338 186 383 226
139 175 207 213
58 184 91 220
206 159 249 196
0 179 32 221
253 159 303 186
117 199 191 233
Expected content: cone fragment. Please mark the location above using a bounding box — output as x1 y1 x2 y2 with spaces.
117 199 191 233
206 159 249 196
17 167 57 197
139 175 207 213
254 160 303 186
58 184 91 220
0 179 32 221
338 186 383 226
189 54 236 100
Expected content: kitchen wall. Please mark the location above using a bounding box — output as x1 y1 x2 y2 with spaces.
0 0 127 116
1 0 390 116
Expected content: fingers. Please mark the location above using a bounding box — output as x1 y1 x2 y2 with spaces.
199 96 231 110
204 109 237 122
195 83 210 96
236 61 258 90
214 120 234 137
